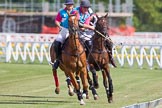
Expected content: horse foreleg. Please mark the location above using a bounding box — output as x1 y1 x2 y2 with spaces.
106 70 113 103
80 69 89 99
102 68 113 103
62 70 74 96
66 76 74 96
75 76 81 89
52 69 60 94
90 68 99 89
102 70 111 103
68 71 85 105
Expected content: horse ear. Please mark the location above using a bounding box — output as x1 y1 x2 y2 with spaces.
104 13 108 18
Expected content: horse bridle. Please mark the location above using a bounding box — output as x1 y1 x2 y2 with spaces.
91 17 108 53
62 14 85 57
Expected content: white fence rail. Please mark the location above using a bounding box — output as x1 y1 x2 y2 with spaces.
0 33 162 69
114 45 162 68
0 33 55 63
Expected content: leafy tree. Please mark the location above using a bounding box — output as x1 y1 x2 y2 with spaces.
134 0 162 31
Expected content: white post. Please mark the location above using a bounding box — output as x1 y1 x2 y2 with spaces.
109 0 113 13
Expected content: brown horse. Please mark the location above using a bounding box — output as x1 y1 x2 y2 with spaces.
50 12 88 105
87 13 113 103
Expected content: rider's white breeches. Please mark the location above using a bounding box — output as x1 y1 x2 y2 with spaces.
55 27 69 44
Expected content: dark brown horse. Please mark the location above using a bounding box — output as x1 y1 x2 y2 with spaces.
88 13 113 103
50 12 88 105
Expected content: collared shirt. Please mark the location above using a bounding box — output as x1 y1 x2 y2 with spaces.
75 7 91 25
55 8 76 28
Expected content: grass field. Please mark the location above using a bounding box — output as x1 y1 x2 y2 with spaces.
0 63 162 108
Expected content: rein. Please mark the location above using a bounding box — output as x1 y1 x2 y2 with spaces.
95 29 112 42
62 13 85 58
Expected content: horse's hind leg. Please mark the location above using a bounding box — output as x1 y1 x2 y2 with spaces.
52 69 60 94
106 70 113 103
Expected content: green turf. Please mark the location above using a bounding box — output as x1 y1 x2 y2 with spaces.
0 63 162 108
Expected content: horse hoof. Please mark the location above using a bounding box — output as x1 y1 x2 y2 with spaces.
68 91 74 96
108 97 113 103
80 99 85 105
55 87 60 94
86 95 89 99
108 99 113 103
94 94 98 100
68 85 74 96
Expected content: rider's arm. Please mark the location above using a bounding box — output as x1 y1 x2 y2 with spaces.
83 17 95 30
55 20 61 29
78 21 94 30
78 17 95 30
55 12 62 30
83 24 95 30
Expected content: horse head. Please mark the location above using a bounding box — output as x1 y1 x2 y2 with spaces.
66 11 80 50
95 13 109 36
67 11 79 36
92 13 109 52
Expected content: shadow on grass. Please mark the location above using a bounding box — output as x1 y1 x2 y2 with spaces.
0 94 55 98
0 94 71 104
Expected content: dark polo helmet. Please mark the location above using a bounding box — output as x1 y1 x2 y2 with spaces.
80 0 91 8
64 0 74 5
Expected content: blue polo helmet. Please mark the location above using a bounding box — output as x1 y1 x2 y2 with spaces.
64 0 74 5
80 0 91 8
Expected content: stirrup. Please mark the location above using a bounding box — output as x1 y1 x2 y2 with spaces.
53 59 60 69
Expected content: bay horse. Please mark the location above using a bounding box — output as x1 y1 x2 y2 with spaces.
87 13 113 103
50 12 88 105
